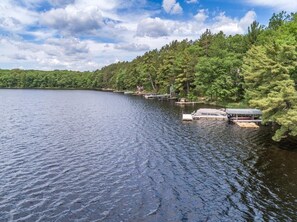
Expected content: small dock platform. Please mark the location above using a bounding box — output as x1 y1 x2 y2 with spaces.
113 90 125 93
144 94 172 100
235 122 259 128
101 88 114 92
124 91 134 94
182 114 193 121
175 101 201 105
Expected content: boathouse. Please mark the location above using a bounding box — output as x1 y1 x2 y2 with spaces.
225 108 262 122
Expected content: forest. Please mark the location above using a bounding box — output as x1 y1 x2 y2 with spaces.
0 12 297 141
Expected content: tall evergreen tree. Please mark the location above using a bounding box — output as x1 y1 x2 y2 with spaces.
268 11 291 30
246 21 264 46
243 39 297 141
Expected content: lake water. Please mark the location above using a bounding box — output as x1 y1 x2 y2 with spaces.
0 89 296 222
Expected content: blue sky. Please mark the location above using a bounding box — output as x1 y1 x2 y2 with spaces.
0 0 296 71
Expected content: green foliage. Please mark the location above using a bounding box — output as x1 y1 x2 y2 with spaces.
242 34 297 141
268 11 292 30
246 21 264 46
195 32 244 102
0 69 100 89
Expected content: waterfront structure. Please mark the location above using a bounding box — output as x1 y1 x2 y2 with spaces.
183 108 262 123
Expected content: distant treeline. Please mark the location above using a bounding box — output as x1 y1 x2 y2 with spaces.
1 11 297 141
0 69 101 89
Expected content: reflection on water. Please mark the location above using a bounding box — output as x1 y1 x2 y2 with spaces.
0 89 296 221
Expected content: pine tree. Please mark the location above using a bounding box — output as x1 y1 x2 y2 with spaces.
242 39 297 141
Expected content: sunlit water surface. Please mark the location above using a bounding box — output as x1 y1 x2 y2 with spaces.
0 89 296 222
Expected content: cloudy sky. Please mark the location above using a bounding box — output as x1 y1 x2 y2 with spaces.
0 0 296 71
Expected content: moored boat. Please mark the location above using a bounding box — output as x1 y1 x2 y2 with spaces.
182 108 227 121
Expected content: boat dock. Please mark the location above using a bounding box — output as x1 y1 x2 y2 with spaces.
176 101 201 105
182 108 262 125
113 90 125 93
144 94 174 100
124 91 134 94
182 114 194 121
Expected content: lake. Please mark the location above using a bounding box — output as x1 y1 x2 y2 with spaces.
0 89 296 221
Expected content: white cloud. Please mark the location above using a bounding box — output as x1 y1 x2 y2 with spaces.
0 34 149 71
194 9 208 23
186 0 198 3
162 0 183 14
246 0 297 11
239 11 257 29
136 17 169 37
40 0 155 41
45 38 89 55
41 5 105 34
0 0 258 71
0 0 38 31
0 36 96 71
74 0 121 11
135 10 256 43
114 43 150 51
171 3 183 14
163 0 175 13
48 0 75 7
210 11 256 35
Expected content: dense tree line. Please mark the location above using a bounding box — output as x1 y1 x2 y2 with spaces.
0 69 101 89
1 12 297 141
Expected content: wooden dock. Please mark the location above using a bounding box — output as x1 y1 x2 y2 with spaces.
124 91 134 94
235 122 259 128
182 114 193 121
175 101 201 105
144 94 172 100
232 119 262 123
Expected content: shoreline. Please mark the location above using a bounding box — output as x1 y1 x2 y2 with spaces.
0 87 249 108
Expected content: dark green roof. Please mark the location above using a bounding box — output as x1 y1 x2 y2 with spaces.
226 109 262 115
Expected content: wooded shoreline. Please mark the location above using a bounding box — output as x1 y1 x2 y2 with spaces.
1 12 297 141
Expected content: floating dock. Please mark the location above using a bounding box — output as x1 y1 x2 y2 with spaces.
235 122 260 128
101 88 114 92
113 90 125 93
144 94 157 99
232 119 262 123
176 101 201 105
144 94 172 100
182 114 193 121
124 91 134 94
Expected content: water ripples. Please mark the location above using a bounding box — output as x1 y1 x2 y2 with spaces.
0 90 296 221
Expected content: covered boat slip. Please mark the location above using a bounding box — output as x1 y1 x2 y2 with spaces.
226 108 262 122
